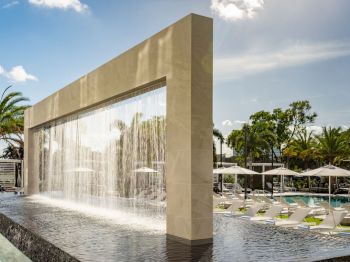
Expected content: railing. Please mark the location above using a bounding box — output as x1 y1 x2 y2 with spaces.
0 159 23 190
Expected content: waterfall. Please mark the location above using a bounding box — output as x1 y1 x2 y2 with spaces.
32 86 166 220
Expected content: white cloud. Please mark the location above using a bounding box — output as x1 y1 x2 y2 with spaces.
215 41 350 81
7 66 37 82
28 0 88 13
211 0 264 21
2 1 19 9
222 120 233 126
341 125 349 131
306 125 350 134
234 120 246 124
0 65 38 83
306 125 323 135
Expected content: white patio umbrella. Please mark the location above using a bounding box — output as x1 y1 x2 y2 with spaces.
214 165 259 198
300 165 350 204
263 167 300 176
262 167 300 193
220 165 259 175
213 167 226 174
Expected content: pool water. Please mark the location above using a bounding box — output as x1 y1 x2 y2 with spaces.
1 194 350 261
283 195 350 207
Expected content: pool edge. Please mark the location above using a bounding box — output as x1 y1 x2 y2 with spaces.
0 212 79 262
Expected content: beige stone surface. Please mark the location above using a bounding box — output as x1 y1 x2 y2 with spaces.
24 13 213 243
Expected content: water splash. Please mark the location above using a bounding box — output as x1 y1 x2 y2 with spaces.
28 194 166 232
32 86 166 223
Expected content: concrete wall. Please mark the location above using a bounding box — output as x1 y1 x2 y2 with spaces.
24 13 213 244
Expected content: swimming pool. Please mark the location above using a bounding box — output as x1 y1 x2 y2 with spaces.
1 193 350 261
283 195 350 207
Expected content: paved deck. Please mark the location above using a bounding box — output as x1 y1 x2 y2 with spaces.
0 234 31 262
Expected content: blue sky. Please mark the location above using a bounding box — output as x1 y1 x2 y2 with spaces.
1 0 350 152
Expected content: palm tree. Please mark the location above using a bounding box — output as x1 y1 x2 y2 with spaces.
1 144 23 159
284 129 316 169
0 88 30 152
316 127 348 165
227 124 270 168
213 128 224 167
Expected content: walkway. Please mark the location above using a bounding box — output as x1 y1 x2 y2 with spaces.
0 234 31 262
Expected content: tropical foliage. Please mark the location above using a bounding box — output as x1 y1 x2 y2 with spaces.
213 128 224 166
0 87 30 159
222 100 350 170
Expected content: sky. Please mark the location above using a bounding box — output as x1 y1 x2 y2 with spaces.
1 0 350 155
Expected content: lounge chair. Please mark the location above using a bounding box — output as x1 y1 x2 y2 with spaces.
249 195 263 203
213 193 234 209
222 192 234 199
239 203 265 219
259 195 276 205
222 184 230 192
267 207 311 227
279 197 294 207
213 194 225 208
232 182 252 194
234 192 245 200
234 192 254 205
227 200 245 215
250 205 283 221
341 203 350 211
299 211 348 232
294 199 309 208
318 201 344 213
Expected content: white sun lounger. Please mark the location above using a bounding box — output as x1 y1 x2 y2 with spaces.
259 195 275 204
213 196 224 208
267 207 311 227
279 197 296 207
234 192 246 201
227 200 245 215
300 211 348 232
239 203 265 219
318 201 345 212
293 198 324 215
250 205 283 221
294 199 309 208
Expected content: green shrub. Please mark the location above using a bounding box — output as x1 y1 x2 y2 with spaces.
224 175 235 183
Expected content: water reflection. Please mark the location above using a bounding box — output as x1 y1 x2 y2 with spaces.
165 239 213 261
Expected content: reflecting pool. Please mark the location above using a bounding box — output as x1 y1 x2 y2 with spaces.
1 194 350 262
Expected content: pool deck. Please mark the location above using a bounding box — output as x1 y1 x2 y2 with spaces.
0 234 31 262
252 192 350 197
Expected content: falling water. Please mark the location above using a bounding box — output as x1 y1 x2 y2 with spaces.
32 85 166 222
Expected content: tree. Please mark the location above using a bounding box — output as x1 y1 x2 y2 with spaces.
316 127 348 165
0 88 30 157
227 123 270 168
213 128 224 166
1 144 23 159
283 128 316 169
250 100 317 161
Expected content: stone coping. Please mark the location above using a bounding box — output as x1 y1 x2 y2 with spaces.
0 212 79 262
